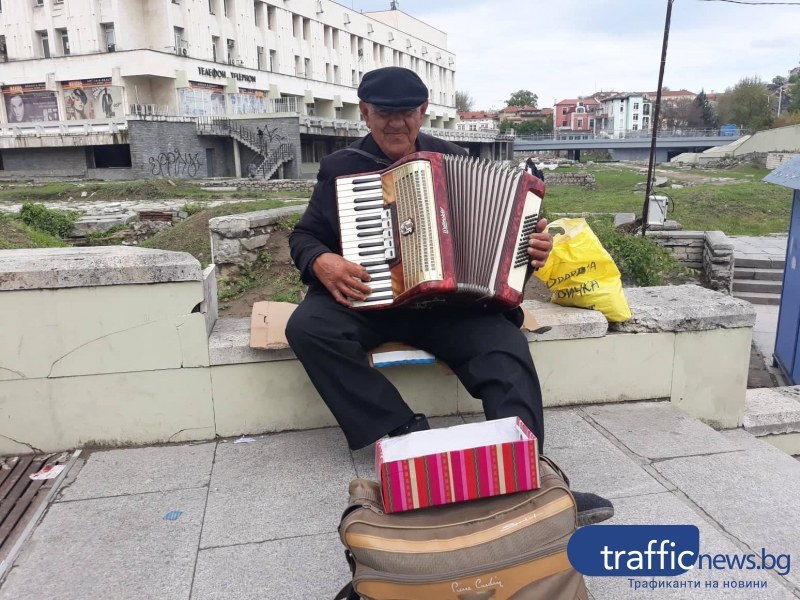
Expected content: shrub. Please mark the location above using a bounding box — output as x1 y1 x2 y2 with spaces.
589 218 685 287
18 203 80 239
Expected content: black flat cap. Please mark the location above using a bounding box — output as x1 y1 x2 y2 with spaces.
357 67 428 110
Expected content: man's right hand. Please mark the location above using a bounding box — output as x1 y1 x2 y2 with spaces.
311 253 373 307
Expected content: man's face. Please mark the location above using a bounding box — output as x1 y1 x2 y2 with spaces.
10 96 24 121
360 101 427 162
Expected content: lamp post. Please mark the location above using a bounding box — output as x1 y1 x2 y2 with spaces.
641 0 675 237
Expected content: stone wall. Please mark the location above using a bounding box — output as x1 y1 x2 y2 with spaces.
0 147 89 178
233 117 301 180
203 179 315 193
127 120 234 180
209 205 307 276
648 230 734 293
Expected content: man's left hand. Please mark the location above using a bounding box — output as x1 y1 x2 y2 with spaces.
527 218 553 268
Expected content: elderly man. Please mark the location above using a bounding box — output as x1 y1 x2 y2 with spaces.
287 67 612 525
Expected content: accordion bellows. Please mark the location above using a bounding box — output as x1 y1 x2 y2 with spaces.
336 151 545 310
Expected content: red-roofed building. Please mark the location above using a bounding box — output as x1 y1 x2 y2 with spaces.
497 105 552 124
554 97 604 133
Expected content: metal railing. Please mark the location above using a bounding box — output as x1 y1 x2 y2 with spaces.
517 127 750 142
0 118 128 137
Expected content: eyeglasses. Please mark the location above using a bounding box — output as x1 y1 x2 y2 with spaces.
370 106 420 120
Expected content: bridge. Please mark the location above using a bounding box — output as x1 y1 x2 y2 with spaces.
514 129 747 162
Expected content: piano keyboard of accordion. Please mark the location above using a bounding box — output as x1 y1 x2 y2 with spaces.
335 151 544 310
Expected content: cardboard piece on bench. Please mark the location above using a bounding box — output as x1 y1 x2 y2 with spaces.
250 301 297 349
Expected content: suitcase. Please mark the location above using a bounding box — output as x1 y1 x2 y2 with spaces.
336 456 588 600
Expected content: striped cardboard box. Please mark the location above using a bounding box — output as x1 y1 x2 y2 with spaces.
375 417 540 513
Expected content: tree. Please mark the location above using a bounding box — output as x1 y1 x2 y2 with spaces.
505 90 538 108
695 90 719 129
661 98 703 129
500 116 552 136
716 77 773 131
455 91 474 113
788 79 800 114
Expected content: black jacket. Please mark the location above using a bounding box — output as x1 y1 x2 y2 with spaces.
290 132 468 286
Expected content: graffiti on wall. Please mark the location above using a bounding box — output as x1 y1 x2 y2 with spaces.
148 148 204 178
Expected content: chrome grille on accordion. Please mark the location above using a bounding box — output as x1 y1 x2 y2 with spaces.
335 151 545 310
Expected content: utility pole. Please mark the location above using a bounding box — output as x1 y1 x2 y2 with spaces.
641 0 675 237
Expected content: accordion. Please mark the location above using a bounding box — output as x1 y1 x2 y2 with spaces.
335 151 544 310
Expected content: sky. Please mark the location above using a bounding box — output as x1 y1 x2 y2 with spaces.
346 0 800 110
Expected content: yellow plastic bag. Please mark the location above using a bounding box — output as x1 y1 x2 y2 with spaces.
535 218 631 322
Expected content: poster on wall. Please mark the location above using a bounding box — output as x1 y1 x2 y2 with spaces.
229 88 267 115
2 83 59 123
178 82 226 117
62 78 124 121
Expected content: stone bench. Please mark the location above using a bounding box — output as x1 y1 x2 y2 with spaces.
0 247 756 454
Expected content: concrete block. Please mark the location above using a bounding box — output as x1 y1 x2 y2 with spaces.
0 247 201 291
521 299 608 341
201 264 219 336
0 489 206 600
71 211 137 237
671 328 751 429
0 283 206 380
240 233 270 251
200 428 354 547
210 359 459 438
611 285 755 333
583 401 744 459
744 386 800 436
0 368 215 454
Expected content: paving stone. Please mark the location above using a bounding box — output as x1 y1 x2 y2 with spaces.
191 533 349 600
59 443 215 501
653 440 800 589
583 402 742 459
585 492 795 599
200 428 355 548
0 488 205 600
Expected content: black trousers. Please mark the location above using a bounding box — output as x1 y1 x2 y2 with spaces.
285 288 545 451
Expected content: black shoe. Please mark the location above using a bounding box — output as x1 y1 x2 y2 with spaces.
573 491 614 527
388 413 430 437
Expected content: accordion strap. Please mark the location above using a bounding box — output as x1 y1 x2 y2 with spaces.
346 148 392 167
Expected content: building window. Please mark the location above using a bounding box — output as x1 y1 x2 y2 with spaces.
227 38 235 63
209 0 215 14
577 118 583 128
35 0 44 6
304 57 311 78
254 1 264 27
294 55 302 76
302 18 310 41
212 36 220 62
561 120 567 127
633 114 639 121
324 26 332 48
643 117 650 126
38 31 50 58
562 107 568 115
632 124 639 130
589 119 595 129
269 49 276 71
103 23 116 52
619 105 624 112
325 62 331 83
174 27 184 54
351 69 357 86
257 45 264 69
633 102 639 110
293 15 302 38
267 5 276 30
332 28 339 48
58 28 70 55
643 104 651 115
333 64 340 84
223 0 229 17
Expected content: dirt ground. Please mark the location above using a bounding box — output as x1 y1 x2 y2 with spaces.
218 231 553 317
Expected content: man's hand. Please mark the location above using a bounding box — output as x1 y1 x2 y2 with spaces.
527 218 553 268
312 253 373 307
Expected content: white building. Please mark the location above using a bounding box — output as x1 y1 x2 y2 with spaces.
600 94 652 137
0 1 514 180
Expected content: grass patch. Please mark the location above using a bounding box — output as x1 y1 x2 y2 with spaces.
544 166 791 235
141 199 299 266
0 213 67 249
